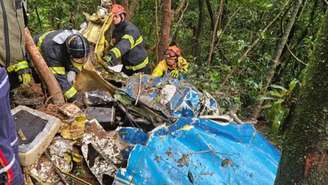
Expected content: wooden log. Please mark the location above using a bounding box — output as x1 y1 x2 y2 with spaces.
24 28 65 104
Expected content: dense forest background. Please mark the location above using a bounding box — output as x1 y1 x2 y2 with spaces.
26 0 328 144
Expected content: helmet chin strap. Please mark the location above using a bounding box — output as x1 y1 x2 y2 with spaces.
119 14 125 24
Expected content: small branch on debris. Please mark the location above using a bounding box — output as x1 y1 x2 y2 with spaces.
135 73 142 105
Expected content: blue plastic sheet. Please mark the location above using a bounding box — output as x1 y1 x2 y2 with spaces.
114 118 281 185
122 75 218 118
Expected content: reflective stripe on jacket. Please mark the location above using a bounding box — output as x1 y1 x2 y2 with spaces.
152 57 189 78
109 21 149 74
34 30 79 100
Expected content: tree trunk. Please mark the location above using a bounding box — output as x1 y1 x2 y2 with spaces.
122 0 130 18
274 9 328 185
192 0 204 57
129 0 139 18
207 0 224 64
205 0 214 30
158 0 172 60
252 0 303 119
24 28 65 104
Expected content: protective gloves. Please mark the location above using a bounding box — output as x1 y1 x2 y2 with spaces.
170 69 180 78
108 64 123 73
67 71 77 83
8 60 33 85
103 55 123 72
103 55 113 65
18 73 32 85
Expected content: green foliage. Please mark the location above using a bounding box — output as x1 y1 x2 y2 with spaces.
262 79 300 134
26 0 325 140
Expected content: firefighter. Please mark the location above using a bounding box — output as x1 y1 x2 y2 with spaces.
34 30 90 101
0 0 32 89
152 45 189 78
103 4 151 76
0 0 26 184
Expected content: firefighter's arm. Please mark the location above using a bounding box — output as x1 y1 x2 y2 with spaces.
108 30 138 61
7 60 32 85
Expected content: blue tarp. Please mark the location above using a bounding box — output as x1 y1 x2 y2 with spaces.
115 118 281 185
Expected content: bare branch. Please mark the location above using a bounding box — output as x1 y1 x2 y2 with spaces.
286 43 307 66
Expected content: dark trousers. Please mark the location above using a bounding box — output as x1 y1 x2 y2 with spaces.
0 68 24 185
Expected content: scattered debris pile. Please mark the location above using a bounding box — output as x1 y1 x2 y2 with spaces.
12 63 280 185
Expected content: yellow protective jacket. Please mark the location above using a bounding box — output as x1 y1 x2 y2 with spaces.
152 57 189 78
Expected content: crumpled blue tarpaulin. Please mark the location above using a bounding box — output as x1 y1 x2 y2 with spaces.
122 75 218 118
114 118 281 185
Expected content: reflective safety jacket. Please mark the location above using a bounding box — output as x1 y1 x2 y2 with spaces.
152 57 189 78
34 30 80 100
109 20 150 76
0 68 24 185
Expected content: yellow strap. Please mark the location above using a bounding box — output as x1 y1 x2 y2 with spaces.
37 31 54 50
125 57 149 71
111 47 122 58
49 67 66 75
132 36 143 48
64 86 77 99
122 34 135 47
7 60 29 73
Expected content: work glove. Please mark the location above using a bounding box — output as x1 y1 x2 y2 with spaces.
103 55 123 73
7 60 33 85
108 64 123 73
67 71 77 84
103 55 113 65
170 69 180 78
18 73 32 85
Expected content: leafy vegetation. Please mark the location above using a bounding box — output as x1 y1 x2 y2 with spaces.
26 0 328 143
